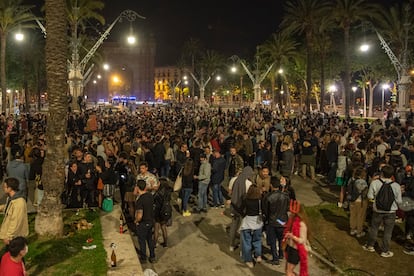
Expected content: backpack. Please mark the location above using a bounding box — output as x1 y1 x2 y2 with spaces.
346 178 359 202
375 179 395 211
102 197 114 212
389 154 403 171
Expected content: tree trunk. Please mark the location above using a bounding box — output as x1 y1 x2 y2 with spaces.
305 36 312 112
35 0 68 237
343 25 351 118
1 33 7 114
320 54 326 112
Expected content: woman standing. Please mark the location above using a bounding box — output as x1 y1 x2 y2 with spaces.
181 158 194 216
284 200 309 276
348 167 368 238
124 160 138 221
239 185 263 268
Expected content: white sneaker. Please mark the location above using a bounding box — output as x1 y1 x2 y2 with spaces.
337 202 343 208
362 244 375 252
406 233 412 240
380 251 394 258
350 230 357 236
356 232 366 238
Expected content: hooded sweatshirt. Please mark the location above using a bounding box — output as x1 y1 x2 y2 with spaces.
0 193 29 241
231 166 254 214
6 159 29 197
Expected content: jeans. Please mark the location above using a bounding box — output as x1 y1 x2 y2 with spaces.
241 228 262 262
267 225 285 261
367 211 396 252
160 160 171 178
229 211 241 247
181 188 192 212
198 183 208 210
212 182 224 206
136 222 155 260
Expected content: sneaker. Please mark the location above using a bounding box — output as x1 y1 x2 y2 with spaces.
256 256 262 263
268 259 280 266
220 204 225 208
215 206 219 209
229 246 235 252
403 249 414 255
350 230 357 236
380 251 394 258
362 245 375 252
337 202 343 208
246 262 254 268
406 233 412 240
356 232 366 238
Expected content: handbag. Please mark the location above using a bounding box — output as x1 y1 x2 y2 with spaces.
173 170 183 192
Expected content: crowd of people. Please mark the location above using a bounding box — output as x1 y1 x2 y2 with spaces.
0 104 414 273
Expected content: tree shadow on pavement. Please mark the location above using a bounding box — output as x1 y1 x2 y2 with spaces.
319 208 349 233
312 183 340 203
194 216 284 275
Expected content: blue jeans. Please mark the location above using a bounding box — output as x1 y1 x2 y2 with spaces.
181 188 192 211
160 160 171 178
241 228 262 262
198 183 208 210
212 182 224 206
367 211 396 252
267 225 285 261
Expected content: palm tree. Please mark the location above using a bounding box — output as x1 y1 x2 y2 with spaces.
0 0 36 114
34 0 68 236
281 0 331 112
259 30 299 109
332 0 380 117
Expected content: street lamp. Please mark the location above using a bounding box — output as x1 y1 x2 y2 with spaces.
280 90 284 107
352 86 357 115
381 83 390 114
329 85 337 113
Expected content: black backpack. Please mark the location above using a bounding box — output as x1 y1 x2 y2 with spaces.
376 179 395 211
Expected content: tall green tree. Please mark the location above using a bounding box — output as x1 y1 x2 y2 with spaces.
35 0 68 236
332 0 380 117
259 30 299 108
281 0 331 112
0 0 36 113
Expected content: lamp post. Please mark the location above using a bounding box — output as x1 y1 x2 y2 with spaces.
280 90 284 108
329 85 337 113
352 86 357 115
381 83 389 115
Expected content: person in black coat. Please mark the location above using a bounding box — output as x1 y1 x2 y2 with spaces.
153 177 172 247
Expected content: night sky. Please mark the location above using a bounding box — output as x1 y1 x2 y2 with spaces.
28 0 399 66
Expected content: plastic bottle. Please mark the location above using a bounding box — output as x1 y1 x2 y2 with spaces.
111 249 117 267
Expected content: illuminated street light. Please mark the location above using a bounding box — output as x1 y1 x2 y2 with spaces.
127 35 136 45
216 75 221 81
15 32 24 41
93 80 97 84
113 76 120 83
278 68 283 74
97 74 101 79
103 63 110 71
360 44 369 52
231 66 237 73
329 85 337 113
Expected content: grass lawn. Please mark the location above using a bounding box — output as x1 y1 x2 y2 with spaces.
306 204 413 276
1 209 107 276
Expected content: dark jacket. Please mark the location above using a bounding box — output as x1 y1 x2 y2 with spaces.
280 149 294 176
211 156 226 184
263 189 290 227
326 140 339 163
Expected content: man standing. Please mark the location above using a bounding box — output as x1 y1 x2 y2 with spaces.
363 165 402 257
137 161 159 194
228 146 244 179
0 178 29 246
263 176 290 265
6 146 29 199
211 150 226 208
195 154 211 213
134 179 156 263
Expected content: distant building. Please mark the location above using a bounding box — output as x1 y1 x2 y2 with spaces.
154 66 190 101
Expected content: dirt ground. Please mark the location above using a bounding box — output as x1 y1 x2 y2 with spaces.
307 203 414 276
